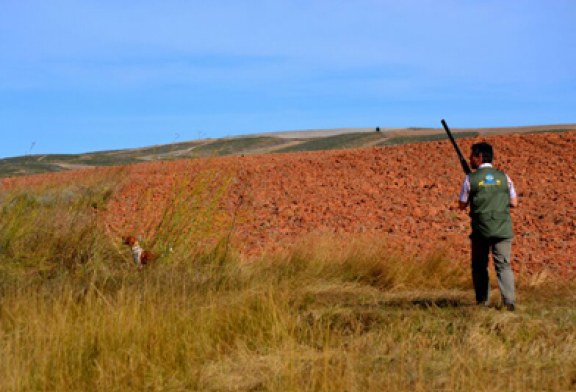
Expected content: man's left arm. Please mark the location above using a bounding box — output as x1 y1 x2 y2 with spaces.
458 175 470 210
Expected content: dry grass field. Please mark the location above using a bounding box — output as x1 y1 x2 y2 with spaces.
1 133 575 391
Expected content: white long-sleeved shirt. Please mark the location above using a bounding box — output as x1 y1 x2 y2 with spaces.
459 163 517 203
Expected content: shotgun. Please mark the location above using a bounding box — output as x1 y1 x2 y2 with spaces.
441 119 471 175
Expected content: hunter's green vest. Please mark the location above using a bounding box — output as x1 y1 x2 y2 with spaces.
468 167 513 239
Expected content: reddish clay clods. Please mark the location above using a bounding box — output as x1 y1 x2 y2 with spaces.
2 132 575 276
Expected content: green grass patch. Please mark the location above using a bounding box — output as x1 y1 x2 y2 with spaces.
0 154 140 178
278 132 385 153
189 136 289 157
0 160 64 177
379 131 479 146
525 128 572 134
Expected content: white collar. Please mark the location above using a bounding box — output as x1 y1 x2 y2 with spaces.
478 163 493 168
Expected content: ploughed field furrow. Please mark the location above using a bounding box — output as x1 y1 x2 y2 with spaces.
2 132 574 275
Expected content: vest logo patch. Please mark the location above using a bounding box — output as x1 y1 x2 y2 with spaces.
479 173 501 187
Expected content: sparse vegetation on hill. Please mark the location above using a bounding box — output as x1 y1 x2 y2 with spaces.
277 132 385 152
380 131 479 146
191 136 288 156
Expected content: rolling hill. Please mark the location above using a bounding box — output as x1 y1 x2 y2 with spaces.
1 124 574 178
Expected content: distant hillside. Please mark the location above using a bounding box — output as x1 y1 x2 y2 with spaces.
1 125 574 178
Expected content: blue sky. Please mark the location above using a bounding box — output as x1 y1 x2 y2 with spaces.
1 0 575 158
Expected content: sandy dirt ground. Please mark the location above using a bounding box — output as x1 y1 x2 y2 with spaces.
2 131 574 276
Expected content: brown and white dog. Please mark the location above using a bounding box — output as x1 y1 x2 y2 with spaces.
122 236 155 269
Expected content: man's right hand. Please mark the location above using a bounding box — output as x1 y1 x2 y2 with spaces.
510 197 518 208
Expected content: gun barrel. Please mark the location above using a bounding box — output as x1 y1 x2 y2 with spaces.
441 119 471 174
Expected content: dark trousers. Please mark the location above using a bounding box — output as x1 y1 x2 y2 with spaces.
471 237 515 305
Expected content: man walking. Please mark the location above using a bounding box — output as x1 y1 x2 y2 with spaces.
459 142 518 311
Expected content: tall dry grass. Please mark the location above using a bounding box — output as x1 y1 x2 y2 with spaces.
1 170 575 391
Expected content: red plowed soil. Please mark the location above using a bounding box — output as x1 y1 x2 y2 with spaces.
3 132 575 275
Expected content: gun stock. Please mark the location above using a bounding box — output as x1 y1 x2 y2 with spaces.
441 119 471 175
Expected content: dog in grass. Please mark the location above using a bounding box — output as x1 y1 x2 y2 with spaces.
122 235 155 269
